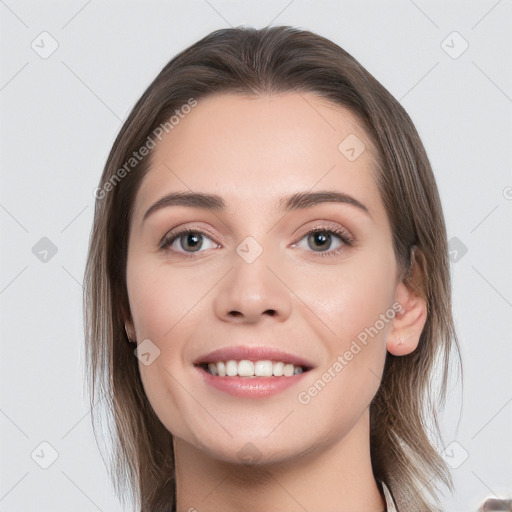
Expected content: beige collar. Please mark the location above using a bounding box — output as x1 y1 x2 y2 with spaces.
381 481 398 512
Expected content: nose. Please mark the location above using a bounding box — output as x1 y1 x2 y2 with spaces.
212 248 292 325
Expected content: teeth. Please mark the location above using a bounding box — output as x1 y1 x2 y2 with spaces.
272 361 284 376
254 360 272 377
204 359 306 377
226 360 238 377
238 360 254 377
217 361 226 377
283 363 294 377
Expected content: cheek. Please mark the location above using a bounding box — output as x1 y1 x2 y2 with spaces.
126 260 208 341
334 270 395 340
296 261 394 430
126 264 193 438
126 260 223 436
300 248 397 344
296 248 396 405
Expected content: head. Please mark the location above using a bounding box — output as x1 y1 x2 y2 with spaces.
84 26 460 512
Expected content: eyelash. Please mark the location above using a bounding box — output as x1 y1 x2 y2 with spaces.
159 225 354 259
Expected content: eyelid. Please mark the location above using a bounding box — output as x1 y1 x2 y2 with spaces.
292 220 353 244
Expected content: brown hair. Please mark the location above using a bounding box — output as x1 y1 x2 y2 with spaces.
83 25 461 512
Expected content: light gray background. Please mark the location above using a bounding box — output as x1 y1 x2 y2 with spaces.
1 1 511 511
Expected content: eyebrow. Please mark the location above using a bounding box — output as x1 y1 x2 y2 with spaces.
142 190 371 223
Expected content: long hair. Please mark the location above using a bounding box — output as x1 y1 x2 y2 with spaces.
83 25 461 511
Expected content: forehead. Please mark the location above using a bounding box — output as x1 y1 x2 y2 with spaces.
132 92 382 223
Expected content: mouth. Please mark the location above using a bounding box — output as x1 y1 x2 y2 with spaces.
196 359 312 377
193 345 315 377
192 346 315 397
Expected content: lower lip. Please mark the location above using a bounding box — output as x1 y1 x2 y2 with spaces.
195 366 309 398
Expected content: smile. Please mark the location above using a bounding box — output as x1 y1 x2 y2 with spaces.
198 359 309 377
193 345 315 397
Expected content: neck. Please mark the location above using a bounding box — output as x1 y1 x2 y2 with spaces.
173 410 386 512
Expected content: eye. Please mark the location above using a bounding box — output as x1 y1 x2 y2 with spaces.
159 225 353 258
159 228 219 255
293 227 353 257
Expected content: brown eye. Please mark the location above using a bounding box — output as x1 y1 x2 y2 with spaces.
294 227 353 257
179 232 203 252
307 231 333 252
160 229 219 254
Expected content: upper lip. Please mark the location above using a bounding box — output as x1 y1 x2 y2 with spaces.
193 345 315 369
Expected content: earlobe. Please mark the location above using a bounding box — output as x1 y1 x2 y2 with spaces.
123 312 137 344
387 332 420 356
121 301 137 343
124 323 137 343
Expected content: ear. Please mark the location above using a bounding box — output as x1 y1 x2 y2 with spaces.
387 247 428 356
124 320 136 343
121 303 137 343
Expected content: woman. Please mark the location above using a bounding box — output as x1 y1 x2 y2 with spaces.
84 26 460 511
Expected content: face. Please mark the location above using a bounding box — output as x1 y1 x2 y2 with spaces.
125 92 402 465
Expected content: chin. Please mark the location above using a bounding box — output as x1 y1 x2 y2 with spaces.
190 431 316 468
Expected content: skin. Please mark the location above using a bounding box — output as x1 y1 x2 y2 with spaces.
124 92 427 512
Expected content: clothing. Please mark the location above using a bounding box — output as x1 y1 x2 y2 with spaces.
381 481 398 512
